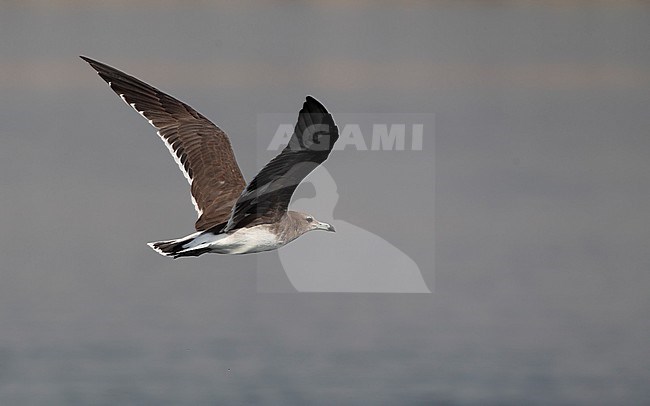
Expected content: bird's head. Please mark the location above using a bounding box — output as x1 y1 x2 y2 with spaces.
298 212 335 233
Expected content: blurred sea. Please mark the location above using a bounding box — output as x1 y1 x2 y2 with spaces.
0 2 649 404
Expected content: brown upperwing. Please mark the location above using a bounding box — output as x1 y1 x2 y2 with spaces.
81 56 246 231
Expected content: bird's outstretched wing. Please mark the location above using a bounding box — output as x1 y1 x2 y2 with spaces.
226 96 339 231
81 56 246 231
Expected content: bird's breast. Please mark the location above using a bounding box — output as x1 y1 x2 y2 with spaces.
210 224 284 255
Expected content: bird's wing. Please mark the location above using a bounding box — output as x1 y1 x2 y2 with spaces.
81 56 246 231
225 96 339 231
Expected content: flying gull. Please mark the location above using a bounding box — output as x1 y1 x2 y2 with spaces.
81 56 339 258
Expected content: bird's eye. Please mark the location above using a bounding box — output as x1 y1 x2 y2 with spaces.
306 217 313 223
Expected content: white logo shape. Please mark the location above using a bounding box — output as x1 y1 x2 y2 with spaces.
278 168 431 293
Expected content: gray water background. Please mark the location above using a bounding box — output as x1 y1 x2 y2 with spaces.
0 2 649 404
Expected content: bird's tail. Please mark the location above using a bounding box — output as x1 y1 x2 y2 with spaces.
148 231 213 259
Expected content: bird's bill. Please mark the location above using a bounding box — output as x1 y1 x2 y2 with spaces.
317 221 336 232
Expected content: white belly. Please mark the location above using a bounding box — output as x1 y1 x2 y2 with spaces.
209 225 283 255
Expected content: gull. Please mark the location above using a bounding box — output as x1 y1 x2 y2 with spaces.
81 56 338 258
